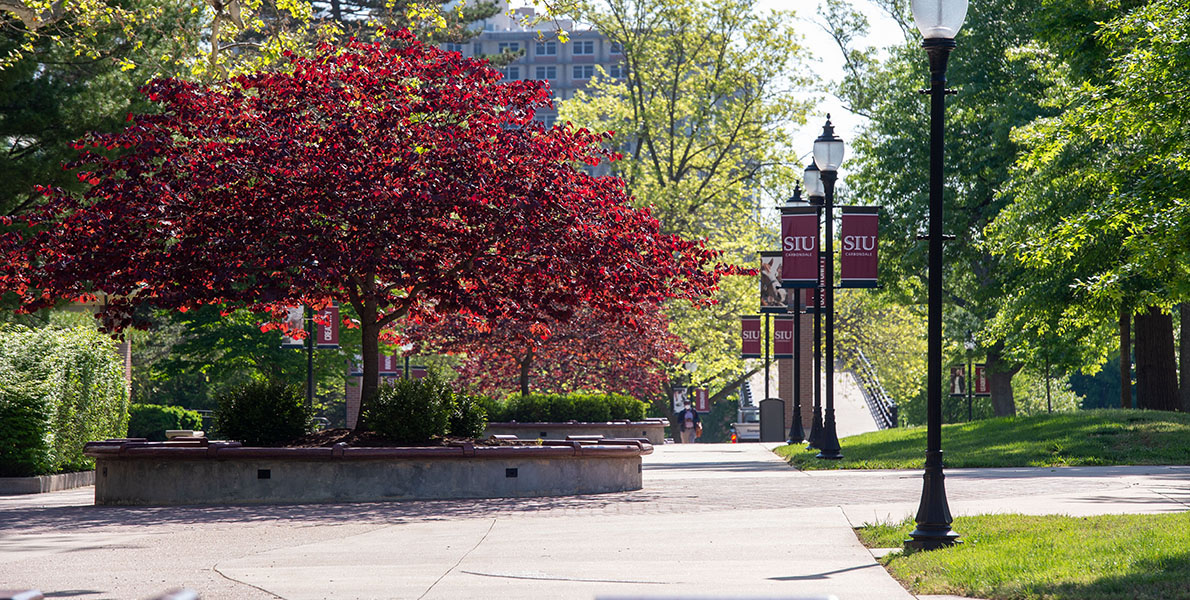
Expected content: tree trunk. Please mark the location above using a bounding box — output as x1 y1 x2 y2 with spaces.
518 348 534 397
985 341 1020 417
1180 304 1189 412
1135 305 1179 411
1120 305 1132 409
356 318 380 429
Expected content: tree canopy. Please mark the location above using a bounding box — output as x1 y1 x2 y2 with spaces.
0 31 731 423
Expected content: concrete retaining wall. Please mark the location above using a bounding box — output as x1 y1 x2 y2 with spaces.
83 439 650 506
484 419 668 444
0 470 95 495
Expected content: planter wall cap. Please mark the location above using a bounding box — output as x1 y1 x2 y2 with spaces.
83 439 652 460
332 442 347 458
490 434 518 441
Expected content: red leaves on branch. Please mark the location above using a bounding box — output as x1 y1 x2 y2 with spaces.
0 30 729 418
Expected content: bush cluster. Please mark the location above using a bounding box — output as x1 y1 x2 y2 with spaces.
126 404 204 441
213 380 310 446
0 324 130 477
483 392 647 423
362 370 487 444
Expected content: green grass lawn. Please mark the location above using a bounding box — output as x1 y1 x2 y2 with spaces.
775 409 1190 470
857 513 1190 600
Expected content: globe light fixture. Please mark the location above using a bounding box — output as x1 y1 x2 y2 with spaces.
911 0 969 40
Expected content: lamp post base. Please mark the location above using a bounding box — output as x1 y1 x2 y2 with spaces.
904 450 961 551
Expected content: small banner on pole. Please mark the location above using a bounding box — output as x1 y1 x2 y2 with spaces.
949 366 966 397
280 305 306 349
840 207 880 288
780 207 819 288
378 353 401 376
974 364 991 396
315 303 340 348
773 316 794 359
672 387 688 412
759 251 789 313
741 316 762 358
804 254 828 313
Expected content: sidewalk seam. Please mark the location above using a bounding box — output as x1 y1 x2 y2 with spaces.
417 517 496 600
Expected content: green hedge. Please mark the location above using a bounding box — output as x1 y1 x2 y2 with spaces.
485 392 647 423
126 403 203 441
363 370 488 444
0 324 130 477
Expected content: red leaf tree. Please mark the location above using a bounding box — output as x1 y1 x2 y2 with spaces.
0 32 728 425
413 302 686 399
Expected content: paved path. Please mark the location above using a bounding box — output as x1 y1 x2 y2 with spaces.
2 444 1189 599
750 368 881 439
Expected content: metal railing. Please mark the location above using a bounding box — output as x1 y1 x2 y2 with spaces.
852 348 898 429
739 378 754 408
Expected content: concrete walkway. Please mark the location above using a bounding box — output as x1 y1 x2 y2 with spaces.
2 444 1189 599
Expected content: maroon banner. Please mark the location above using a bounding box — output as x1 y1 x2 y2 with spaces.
949 366 966 396
315 303 340 348
759 251 788 313
773 316 794 358
280 305 306 349
694 388 710 413
741 316 762 358
410 366 428 380
780 207 819 288
974 364 990 396
378 353 400 375
803 254 828 313
840 207 879 287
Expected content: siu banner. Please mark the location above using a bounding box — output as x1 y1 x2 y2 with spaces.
773 316 794 359
780 207 819 288
741 316 762 358
759 251 788 313
840 207 879 287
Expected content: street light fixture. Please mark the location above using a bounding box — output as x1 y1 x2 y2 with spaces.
905 0 968 552
812 116 843 461
802 160 824 450
784 184 807 445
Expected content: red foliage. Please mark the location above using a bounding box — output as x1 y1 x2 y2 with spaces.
414 303 685 399
0 31 729 421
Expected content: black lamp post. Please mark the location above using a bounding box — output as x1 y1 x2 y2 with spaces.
785 184 807 444
803 161 824 450
812 116 844 461
905 0 968 552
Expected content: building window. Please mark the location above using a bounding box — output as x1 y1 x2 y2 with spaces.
609 64 627 78
473 43 483 56
541 114 557 128
535 65 557 80
609 41 623 54
536 41 557 56
502 66 520 80
573 40 595 55
572 65 595 79
498 42 521 53
444 43 464 54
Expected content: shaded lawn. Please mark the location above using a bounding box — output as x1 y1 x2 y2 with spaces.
775 409 1190 470
856 512 1190 600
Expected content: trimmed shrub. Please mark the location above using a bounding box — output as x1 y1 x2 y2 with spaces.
449 394 488 439
475 395 505 423
126 404 203 441
363 371 453 444
491 392 649 423
0 324 130 477
213 380 309 446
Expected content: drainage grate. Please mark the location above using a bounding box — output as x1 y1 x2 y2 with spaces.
505 468 518 478
257 469 271 479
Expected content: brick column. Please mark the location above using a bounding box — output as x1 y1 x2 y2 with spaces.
345 378 361 429
778 312 816 437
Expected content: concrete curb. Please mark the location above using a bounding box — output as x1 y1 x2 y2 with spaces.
0 471 94 495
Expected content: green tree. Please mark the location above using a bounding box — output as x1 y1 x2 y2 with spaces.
559 0 813 399
986 0 1189 410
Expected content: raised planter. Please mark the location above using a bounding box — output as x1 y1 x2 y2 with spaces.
0 470 95 495
484 418 669 445
83 437 652 506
